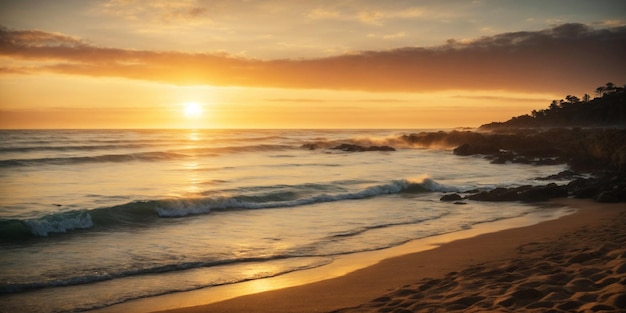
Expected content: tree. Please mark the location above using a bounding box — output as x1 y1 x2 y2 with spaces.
596 86 605 97
582 94 590 102
550 100 559 110
565 95 580 104
606 82 616 90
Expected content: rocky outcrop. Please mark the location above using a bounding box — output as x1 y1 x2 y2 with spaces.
566 170 626 203
330 144 396 152
302 143 396 152
440 170 626 203
402 128 626 172
536 170 581 181
440 194 463 201
466 183 568 203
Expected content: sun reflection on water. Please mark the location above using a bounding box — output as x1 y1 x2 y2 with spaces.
181 130 202 197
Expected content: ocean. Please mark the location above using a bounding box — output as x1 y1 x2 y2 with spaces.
0 129 571 313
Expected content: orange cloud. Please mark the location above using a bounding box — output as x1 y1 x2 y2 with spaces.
1 24 625 93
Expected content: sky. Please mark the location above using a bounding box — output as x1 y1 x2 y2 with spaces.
1 0 625 129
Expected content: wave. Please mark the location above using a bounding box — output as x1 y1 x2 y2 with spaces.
0 143 156 153
0 178 456 240
180 144 293 155
155 178 456 217
0 253 328 294
0 144 295 168
0 151 188 167
328 212 451 240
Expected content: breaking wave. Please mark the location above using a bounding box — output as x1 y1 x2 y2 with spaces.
0 178 456 240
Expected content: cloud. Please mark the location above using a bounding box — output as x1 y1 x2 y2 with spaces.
1 24 625 93
357 11 385 25
0 28 86 47
99 0 209 24
307 8 340 20
383 32 407 40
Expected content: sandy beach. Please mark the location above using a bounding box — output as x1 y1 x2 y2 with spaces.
145 199 626 313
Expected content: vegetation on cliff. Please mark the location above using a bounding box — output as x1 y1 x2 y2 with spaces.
480 82 626 129
402 83 626 203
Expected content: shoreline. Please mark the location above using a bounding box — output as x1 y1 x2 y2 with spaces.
154 198 624 313
90 199 605 313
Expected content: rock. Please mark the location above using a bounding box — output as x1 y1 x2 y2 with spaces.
595 190 621 203
372 145 396 151
467 184 568 202
536 170 580 181
567 177 600 198
330 143 396 152
301 143 319 150
467 187 521 202
490 151 516 164
453 143 499 156
440 194 463 201
517 183 568 202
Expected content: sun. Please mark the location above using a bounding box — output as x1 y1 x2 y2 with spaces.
184 102 203 118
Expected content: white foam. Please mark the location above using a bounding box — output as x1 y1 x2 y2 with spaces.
156 178 457 217
24 211 94 236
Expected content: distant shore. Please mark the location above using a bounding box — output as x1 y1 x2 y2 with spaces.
89 198 625 313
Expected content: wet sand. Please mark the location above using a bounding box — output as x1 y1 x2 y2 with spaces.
148 198 625 313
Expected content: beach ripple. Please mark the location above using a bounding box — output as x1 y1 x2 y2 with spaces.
333 211 626 313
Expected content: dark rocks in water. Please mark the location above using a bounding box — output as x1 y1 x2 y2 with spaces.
453 143 499 156
536 170 580 181
440 194 463 201
467 171 626 203
566 170 626 202
595 190 622 203
517 183 569 202
301 143 319 150
468 183 568 202
301 143 396 152
405 128 626 172
489 151 515 164
567 177 600 198
467 187 524 202
330 143 396 152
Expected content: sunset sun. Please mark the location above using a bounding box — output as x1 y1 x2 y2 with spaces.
183 102 203 118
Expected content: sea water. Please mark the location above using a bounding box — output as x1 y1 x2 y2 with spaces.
0 129 569 313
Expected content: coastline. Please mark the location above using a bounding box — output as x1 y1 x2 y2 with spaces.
90 198 625 313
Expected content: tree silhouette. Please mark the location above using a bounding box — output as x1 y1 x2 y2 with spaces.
583 94 591 102
480 81 625 129
565 95 580 104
